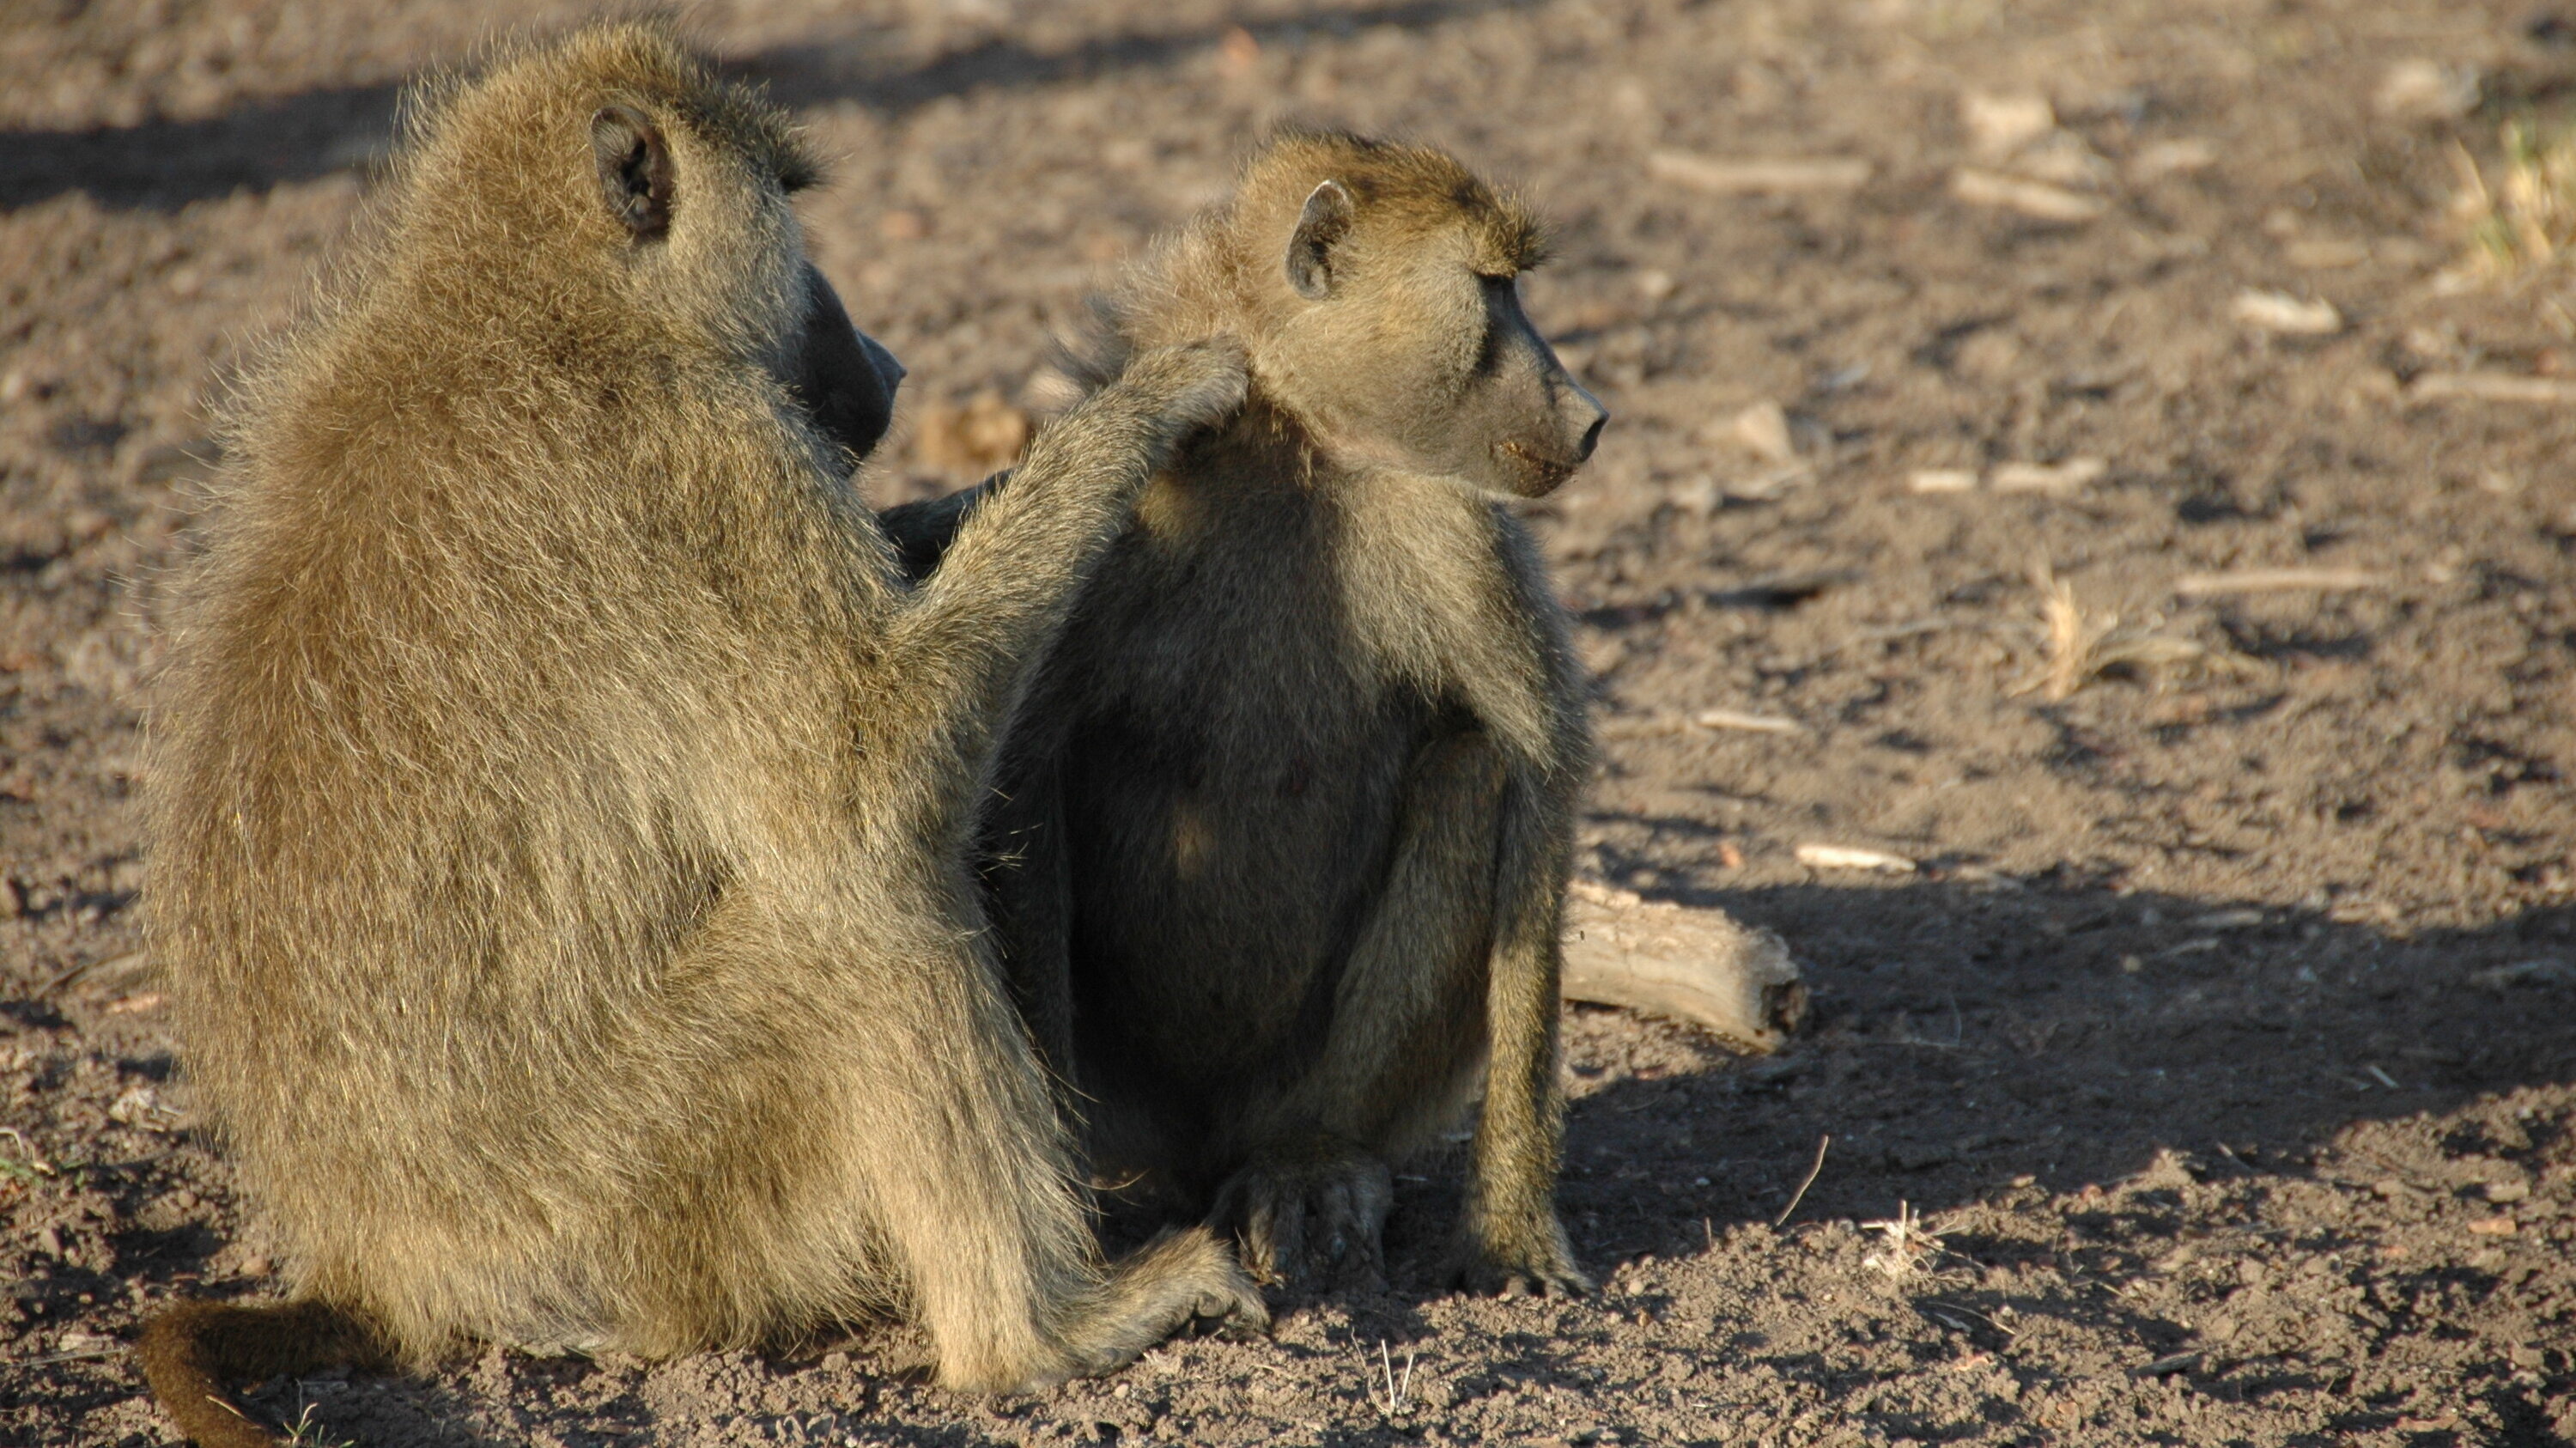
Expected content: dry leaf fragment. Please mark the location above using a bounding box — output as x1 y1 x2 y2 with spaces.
1730 399 1796 461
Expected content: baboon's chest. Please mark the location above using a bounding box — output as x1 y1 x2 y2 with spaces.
1054 503 1451 1076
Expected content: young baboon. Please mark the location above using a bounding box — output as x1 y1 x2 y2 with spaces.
139 23 1258 1448
882 131 1608 1295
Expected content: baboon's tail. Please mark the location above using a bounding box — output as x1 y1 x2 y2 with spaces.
138 1299 386 1448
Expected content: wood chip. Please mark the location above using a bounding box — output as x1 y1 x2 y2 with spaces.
1561 880 1809 1052
2172 568 2383 596
1794 843 1917 873
2231 289 2342 335
1950 168 2106 222
1693 709 1804 734
1650 150 1873 194
2409 372 2576 404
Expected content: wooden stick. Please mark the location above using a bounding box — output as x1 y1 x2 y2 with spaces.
1560 880 1809 1052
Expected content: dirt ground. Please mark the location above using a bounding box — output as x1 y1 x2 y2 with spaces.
9 0 2576 1443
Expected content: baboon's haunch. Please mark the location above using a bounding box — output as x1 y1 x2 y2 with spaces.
885 131 1607 1294
140 24 1257 1448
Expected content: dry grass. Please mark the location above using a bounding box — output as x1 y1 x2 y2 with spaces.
1860 1201 1945 1283
2450 119 2576 282
2010 567 2250 702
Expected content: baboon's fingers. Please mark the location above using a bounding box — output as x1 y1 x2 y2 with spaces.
1265 1188 1310 1289
1445 1231 1595 1300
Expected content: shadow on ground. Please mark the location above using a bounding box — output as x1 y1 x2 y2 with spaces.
0 1 1542 211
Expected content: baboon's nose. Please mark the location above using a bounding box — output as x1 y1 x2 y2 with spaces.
1571 392 1608 462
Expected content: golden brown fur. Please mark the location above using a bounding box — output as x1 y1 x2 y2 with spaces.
142 22 1258 1445
884 131 1607 1294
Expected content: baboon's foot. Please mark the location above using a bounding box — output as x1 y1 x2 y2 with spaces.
1057 1225 1269 1382
1446 1210 1594 1299
1212 1144 1394 1292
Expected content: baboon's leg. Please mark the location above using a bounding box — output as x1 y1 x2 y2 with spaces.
723 883 1261 1393
985 758 1079 1105
866 343 1241 845
1211 732 1519 1290
1451 751 1592 1298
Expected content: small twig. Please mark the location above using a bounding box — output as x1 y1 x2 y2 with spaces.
1774 1134 1831 1228
2172 568 2384 596
35 949 146 1000
7 1345 122 1367
1919 1299 2019 1337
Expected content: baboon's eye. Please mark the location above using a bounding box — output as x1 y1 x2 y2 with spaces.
1471 274 1516 374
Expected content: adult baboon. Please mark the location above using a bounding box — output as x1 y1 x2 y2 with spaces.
140 23 1258 1448
882 131 1608 1295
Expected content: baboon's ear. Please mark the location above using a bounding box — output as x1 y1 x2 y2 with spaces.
1285 179 1355 301
592 105 674 241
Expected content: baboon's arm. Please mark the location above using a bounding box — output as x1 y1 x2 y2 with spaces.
866 343 1243 835
1451 520 1595 1295
878 481 993 586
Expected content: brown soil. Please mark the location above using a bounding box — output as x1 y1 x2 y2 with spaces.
8 1 2576 1444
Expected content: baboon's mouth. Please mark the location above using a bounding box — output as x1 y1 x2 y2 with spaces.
1497 439 1581 495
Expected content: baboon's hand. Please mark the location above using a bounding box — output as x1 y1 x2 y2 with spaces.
1114 338 1250 446
1446 1214 1594 1299
1212 1144 1393 1294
